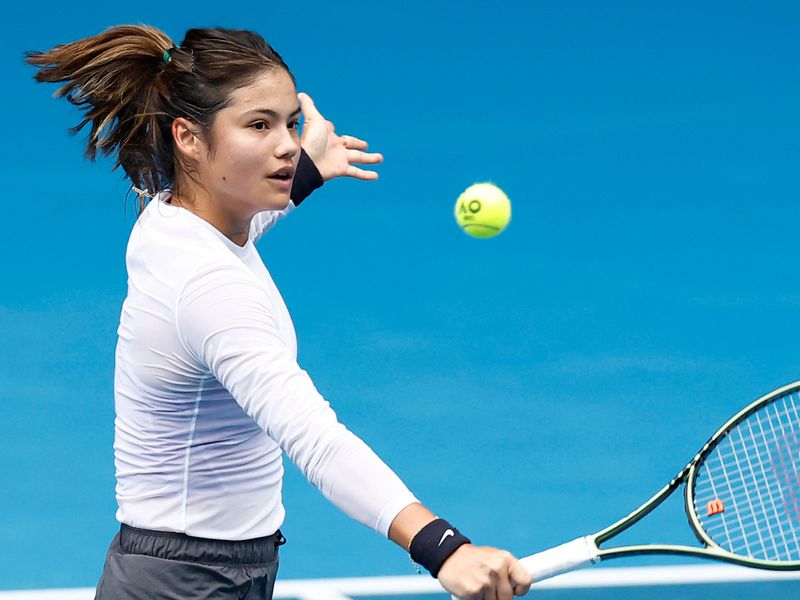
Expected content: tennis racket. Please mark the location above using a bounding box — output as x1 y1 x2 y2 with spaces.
455 381 800 597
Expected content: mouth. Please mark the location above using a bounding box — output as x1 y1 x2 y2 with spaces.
267 166 295 182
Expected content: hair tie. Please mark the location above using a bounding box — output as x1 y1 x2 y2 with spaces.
162 46 177 64
132 185 154 199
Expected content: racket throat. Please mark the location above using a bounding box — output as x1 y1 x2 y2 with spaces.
595 477 683 549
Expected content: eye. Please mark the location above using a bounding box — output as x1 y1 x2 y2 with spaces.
288 120 300 131
250 121 269 131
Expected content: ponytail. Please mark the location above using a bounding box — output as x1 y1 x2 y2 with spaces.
26 25 294 210
26 25 176 203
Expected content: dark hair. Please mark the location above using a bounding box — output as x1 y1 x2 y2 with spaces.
25 25 294 208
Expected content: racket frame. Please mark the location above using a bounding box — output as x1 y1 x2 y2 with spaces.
588 380 800 570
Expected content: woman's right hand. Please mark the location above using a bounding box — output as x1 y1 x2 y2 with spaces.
438 544 532 599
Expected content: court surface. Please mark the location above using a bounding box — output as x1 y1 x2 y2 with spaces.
3 1 800 597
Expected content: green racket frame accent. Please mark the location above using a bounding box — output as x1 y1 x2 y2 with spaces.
588 381 800 570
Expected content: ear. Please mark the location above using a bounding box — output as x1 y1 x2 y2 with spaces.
172 117 204 163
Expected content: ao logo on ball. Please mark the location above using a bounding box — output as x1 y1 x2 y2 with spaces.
461 199 483 215
454 183 511 239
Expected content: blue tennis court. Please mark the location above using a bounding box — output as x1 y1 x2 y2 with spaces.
3 1 800 597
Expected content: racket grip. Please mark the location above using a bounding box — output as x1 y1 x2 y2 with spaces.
449 536 598 599
520 535 599 581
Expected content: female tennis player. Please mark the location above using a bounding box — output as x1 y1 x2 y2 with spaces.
27 25 531 600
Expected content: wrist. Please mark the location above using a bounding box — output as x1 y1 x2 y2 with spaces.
408 518 471 578
290 148 323 205
388 502 436 551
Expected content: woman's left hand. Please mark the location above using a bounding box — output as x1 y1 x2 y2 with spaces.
298 92 384 182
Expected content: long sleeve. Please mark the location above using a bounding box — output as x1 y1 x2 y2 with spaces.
175 261 417 536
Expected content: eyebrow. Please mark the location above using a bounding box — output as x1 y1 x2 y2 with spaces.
245 106 302 119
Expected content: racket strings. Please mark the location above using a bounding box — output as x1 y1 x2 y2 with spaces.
693 391 800 562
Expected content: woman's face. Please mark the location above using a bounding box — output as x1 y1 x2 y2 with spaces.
196 68 301 224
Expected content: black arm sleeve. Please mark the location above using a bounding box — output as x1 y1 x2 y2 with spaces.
290 149 324 206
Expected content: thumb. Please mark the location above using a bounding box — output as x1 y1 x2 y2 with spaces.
298 92 320 122
509 557 532 596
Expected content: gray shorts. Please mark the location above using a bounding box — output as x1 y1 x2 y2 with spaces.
94 524 283 600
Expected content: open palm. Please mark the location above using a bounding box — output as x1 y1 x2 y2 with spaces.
299 92 384 181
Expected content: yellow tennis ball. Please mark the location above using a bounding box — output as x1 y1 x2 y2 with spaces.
454 182 511 238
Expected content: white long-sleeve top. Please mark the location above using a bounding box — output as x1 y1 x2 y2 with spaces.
113 193 417 540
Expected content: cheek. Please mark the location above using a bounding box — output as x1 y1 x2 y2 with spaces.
212 141 264 180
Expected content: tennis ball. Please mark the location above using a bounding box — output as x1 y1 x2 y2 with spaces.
454 182 511 238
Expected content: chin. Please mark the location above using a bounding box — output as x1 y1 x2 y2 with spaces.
258 192 291 211
272 193 292 210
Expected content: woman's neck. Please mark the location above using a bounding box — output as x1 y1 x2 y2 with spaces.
169 188 250 247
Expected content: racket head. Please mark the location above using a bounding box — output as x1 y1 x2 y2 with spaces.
687 381 800 568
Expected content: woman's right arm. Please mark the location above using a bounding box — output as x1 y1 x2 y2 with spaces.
176 263 530 599
176 262 418 535
389 503 532 599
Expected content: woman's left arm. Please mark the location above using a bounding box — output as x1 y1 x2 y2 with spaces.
249 92 384 242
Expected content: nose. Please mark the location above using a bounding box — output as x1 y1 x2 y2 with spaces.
274 126 299 159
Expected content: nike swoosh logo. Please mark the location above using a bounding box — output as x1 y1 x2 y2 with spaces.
438 529 455 547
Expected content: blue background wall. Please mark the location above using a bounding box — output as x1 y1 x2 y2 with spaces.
2 0 800 592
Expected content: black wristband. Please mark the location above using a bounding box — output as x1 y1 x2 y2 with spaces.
289 148 324 206
408 518 471 578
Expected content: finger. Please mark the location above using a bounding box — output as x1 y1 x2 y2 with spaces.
347 149 384 165
297 92 321 120
481 554 515 600
512 583 531 597
485 566 501 600
495 572 515 600
345 166 380 180
508 559 532 596
340 135 369 150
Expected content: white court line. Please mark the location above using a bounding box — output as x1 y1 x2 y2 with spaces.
3 564 800 599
